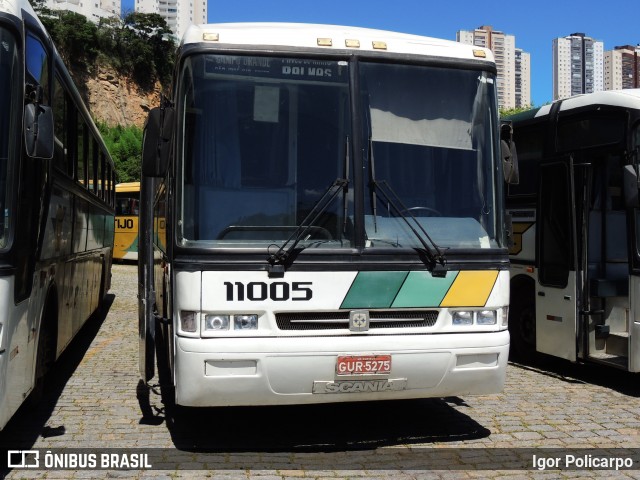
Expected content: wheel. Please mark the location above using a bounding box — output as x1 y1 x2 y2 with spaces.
155 320 172 387
26 317 55 407
508 295 536 362
400 206 442 217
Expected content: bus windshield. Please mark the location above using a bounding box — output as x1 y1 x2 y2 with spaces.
177 54 501 251
0 28 18 249
178 54 352 248
362 63 500 250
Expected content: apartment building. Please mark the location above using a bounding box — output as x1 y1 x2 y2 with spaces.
457 25 530 110
136 0 207 40
515 48 531 110
604 45 640 90
44 0 121 23
553 33 604 100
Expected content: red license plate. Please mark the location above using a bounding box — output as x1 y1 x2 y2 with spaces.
336 355 391 376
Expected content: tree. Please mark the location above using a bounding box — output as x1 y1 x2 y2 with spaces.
500 105 535 118
98 123 143 182
31 8 176 92
119 12 176 89
40 11 99 69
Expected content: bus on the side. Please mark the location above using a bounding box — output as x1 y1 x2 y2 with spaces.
114 182 140 261
139 23 516 409
506 89 640 371
0 0 116 430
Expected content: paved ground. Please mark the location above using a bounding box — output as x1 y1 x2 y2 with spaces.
1 264 640 479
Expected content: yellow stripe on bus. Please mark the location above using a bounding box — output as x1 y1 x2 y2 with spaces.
439 271 499 307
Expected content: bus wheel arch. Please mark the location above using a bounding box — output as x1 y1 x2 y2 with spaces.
98 253 110 310
28 285 58 406
509 274 536 361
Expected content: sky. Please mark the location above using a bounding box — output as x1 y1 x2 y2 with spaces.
123 0 639 107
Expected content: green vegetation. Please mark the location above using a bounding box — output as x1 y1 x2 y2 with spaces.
33 3 176 90
500 105 535 118
28 2 177 181
98 123 143 183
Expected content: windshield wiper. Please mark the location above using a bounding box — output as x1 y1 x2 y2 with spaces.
368 139 446 276
374 181 447 274
268 137 351 277
267 177 348 277
371 179 447 275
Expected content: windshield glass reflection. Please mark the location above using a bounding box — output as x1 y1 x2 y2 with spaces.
178 55 353 248
361 62 500 250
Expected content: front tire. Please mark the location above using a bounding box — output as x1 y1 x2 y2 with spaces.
509 291 536 362
27 316 55 407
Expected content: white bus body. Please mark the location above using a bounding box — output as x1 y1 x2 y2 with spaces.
140 23 511 407
0 0 116 429
506 90 640 371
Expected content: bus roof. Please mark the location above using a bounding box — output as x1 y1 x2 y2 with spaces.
181 23 494 63
116 182 140 193
1 0 35 20
1 0 50 41
507 89 640 123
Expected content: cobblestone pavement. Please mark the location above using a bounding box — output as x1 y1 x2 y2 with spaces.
2 264 640 479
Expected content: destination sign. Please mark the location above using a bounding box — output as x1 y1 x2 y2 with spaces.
204 55 348 82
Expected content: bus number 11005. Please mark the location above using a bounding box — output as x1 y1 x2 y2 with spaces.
224 281 312 302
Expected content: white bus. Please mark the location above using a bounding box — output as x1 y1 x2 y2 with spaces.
506 89 640 371
0 0 116 429
140 23 515 408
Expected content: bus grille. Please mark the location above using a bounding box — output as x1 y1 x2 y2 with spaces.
275 311 438 331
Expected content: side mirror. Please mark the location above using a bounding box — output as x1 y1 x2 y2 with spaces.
500 122 519 185
24 103 54 159
142 106 174 178
623 164 639 208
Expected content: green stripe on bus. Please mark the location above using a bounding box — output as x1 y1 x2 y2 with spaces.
127 235 139 252
391 271 458 307
340 271 408 309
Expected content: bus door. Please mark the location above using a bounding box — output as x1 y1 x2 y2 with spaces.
630 124 640 372
536 157 578 361
586 152 633 369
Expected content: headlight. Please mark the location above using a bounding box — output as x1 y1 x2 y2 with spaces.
477 310 497 325
200 313 258 335
452 311 473 326
204 314 230 331
180 310 197 333
234 314 258 330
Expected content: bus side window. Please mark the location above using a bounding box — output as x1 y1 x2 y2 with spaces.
53 75 69 173
77 117 86 184
506 123 544 198
90 140 98 194
98 152 104 199
25 33 50 104
86 134 94 188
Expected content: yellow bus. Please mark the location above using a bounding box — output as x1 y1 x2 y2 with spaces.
114 182 140 261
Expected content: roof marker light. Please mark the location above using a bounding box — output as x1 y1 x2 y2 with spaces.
203 33 219 42
317 37 333 47
345 39 360 48
372 41 387 50
473 49 487 58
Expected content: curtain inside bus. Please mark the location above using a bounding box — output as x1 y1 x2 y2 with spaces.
178 55 353 247
360 63 500 250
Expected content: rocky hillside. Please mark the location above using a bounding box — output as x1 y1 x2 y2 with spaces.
85 66 164 128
